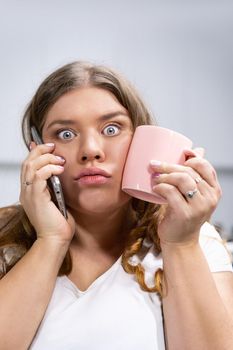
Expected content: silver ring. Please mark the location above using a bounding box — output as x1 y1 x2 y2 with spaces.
186 188 198 199
23 181 33 186
194 177 202 184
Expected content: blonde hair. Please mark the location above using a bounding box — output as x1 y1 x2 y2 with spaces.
0 61 164 295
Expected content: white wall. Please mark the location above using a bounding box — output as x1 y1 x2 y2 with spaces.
1 0 232 234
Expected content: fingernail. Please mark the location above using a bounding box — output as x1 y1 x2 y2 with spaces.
46 143 55 147
56 156 65 162
150 160 161 166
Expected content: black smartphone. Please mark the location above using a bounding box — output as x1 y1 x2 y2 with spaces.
30 126 68 219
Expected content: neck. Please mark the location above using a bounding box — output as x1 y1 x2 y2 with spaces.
69 203 136 258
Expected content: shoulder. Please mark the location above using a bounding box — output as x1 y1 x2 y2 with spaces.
131 222 232 285
128 222 232 289
199 222 233 273
199 221 222 239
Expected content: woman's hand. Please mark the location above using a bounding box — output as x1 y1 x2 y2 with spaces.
150 149 222 246
19 142 75 245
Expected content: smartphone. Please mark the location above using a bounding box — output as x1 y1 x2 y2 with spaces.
30 126 68 219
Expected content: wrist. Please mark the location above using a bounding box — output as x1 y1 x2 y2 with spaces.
160 237 200 255
35 237 70 258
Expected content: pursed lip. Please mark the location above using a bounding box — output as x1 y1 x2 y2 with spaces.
74 167 111 181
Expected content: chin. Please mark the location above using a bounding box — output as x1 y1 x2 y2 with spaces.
66 189 132 215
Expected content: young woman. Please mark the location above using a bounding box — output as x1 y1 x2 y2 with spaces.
0 61 233 350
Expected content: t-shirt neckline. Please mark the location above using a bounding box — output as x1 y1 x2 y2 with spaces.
60 254 122 296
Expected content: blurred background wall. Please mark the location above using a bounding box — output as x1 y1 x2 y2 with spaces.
0 0 232 238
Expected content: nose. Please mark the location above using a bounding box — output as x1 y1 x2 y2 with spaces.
78 133 105 163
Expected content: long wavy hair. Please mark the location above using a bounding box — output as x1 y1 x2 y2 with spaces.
0 61 164 295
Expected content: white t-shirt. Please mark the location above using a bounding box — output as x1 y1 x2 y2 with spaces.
30 223 232 350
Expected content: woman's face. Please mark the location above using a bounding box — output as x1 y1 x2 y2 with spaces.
42 87 134 215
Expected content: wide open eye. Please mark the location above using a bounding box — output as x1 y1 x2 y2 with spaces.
57 129 76 140
102 125 120 136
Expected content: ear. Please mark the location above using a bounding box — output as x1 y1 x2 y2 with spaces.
29 141 36 151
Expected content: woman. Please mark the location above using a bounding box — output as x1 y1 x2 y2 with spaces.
0 61 232 350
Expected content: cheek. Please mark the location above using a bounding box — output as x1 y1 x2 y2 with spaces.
52 143 70 158
111 139 132 174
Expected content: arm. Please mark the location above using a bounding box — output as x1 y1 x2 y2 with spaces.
0 238 69 350
150 152 233 349
162 242 233 350
0 143 75 349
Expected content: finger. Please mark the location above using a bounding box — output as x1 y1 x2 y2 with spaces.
26 143 55 161
152 183 189 209
184 157 220 189
151 172 207 207
21 143 55 183
150 160 220 202
152 172 219 209
35 164 65 183
22 164 64 188
152 181 219 230
20 164 65 215
27 153 65 172
150 160 202 184
152 172 198 200
184 147 205 160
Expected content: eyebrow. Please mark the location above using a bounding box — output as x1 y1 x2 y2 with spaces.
46 111 130 129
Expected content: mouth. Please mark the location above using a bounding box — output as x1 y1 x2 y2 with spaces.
74 167 111 185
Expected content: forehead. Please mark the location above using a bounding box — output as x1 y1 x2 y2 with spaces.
44 87 129 125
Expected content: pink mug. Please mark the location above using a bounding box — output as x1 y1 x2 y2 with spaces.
122 126 193 204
